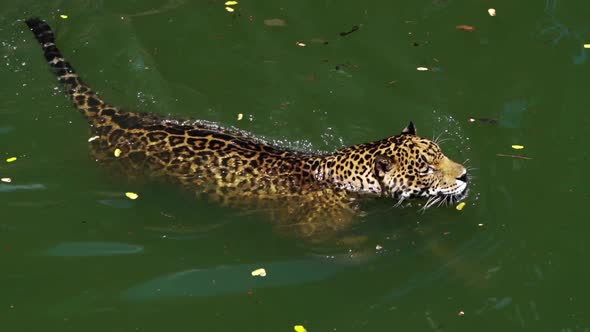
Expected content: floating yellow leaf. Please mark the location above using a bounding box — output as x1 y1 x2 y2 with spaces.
584 44 590 49
225 6 235 12
60 14 68 19
6 157 17 163
511 145 524 150
294 325 307 332
225 1 238 5
237 113 243 121
251 268 267 277
114 148 122 157
125 192 139 200
1 177 12 183
456 202 466 211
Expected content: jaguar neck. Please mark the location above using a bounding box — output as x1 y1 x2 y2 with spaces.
304 147 383 196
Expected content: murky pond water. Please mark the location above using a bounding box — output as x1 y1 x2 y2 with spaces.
1 1 589 331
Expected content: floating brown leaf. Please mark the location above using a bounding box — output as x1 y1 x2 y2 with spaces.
456 25 475 32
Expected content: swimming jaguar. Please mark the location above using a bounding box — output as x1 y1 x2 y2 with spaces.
25 18 468 241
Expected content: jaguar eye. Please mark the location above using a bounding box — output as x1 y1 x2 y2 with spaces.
420 166 436 176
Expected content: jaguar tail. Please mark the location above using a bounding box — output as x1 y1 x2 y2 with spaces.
25 18 106 121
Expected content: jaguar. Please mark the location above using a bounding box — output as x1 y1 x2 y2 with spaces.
25 18 468 241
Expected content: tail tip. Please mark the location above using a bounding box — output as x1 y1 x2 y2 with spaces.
25 17 43 29
25 17 55 44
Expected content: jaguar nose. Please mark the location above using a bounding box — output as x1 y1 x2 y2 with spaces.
456 173 468 182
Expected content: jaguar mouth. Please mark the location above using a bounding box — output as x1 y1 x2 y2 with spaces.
451 185 469 202
454 179 468 197
392 178 469 209
421 184 469 210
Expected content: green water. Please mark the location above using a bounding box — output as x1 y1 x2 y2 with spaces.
1 0 589 331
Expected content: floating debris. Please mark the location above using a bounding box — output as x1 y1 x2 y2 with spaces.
339 25 360 37
584 44 590 49
114 148 122 157
88 135 99 142
458 310 465 317
264 18 286 27
296 41 306 47
456 202 466 211
225 0 238 5
375 244 383 250
1 178 12 183
6 157 17 163
511 145 525 150
125 192 139 200
456 25 476 32
468 117 498 124
497 153 532 160
294 325 307 332
60 14 68 19
237 113 243 121
251 268 267 277
488 8 497 17
225 7 235 12
416 67 429 71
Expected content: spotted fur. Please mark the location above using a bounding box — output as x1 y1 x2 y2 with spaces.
25 18 468 241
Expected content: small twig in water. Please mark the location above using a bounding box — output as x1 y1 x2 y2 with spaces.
468 117 498 124
339 25 360 37
496 153 532 160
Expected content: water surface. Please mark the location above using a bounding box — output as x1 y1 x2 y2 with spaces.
1 1 589 331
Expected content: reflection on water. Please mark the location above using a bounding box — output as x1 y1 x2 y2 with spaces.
123 255 363 301
45 242 144 257
97 198 135 209
0 126 13 134
124 0 186 18
539 0 588 65
381 231 500 302
499 99 529 129
0 183 46 192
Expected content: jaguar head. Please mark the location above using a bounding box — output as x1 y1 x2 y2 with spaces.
373 122 469 207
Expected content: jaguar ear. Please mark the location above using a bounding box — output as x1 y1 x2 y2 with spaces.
374 155 394 178
401 121 417 135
